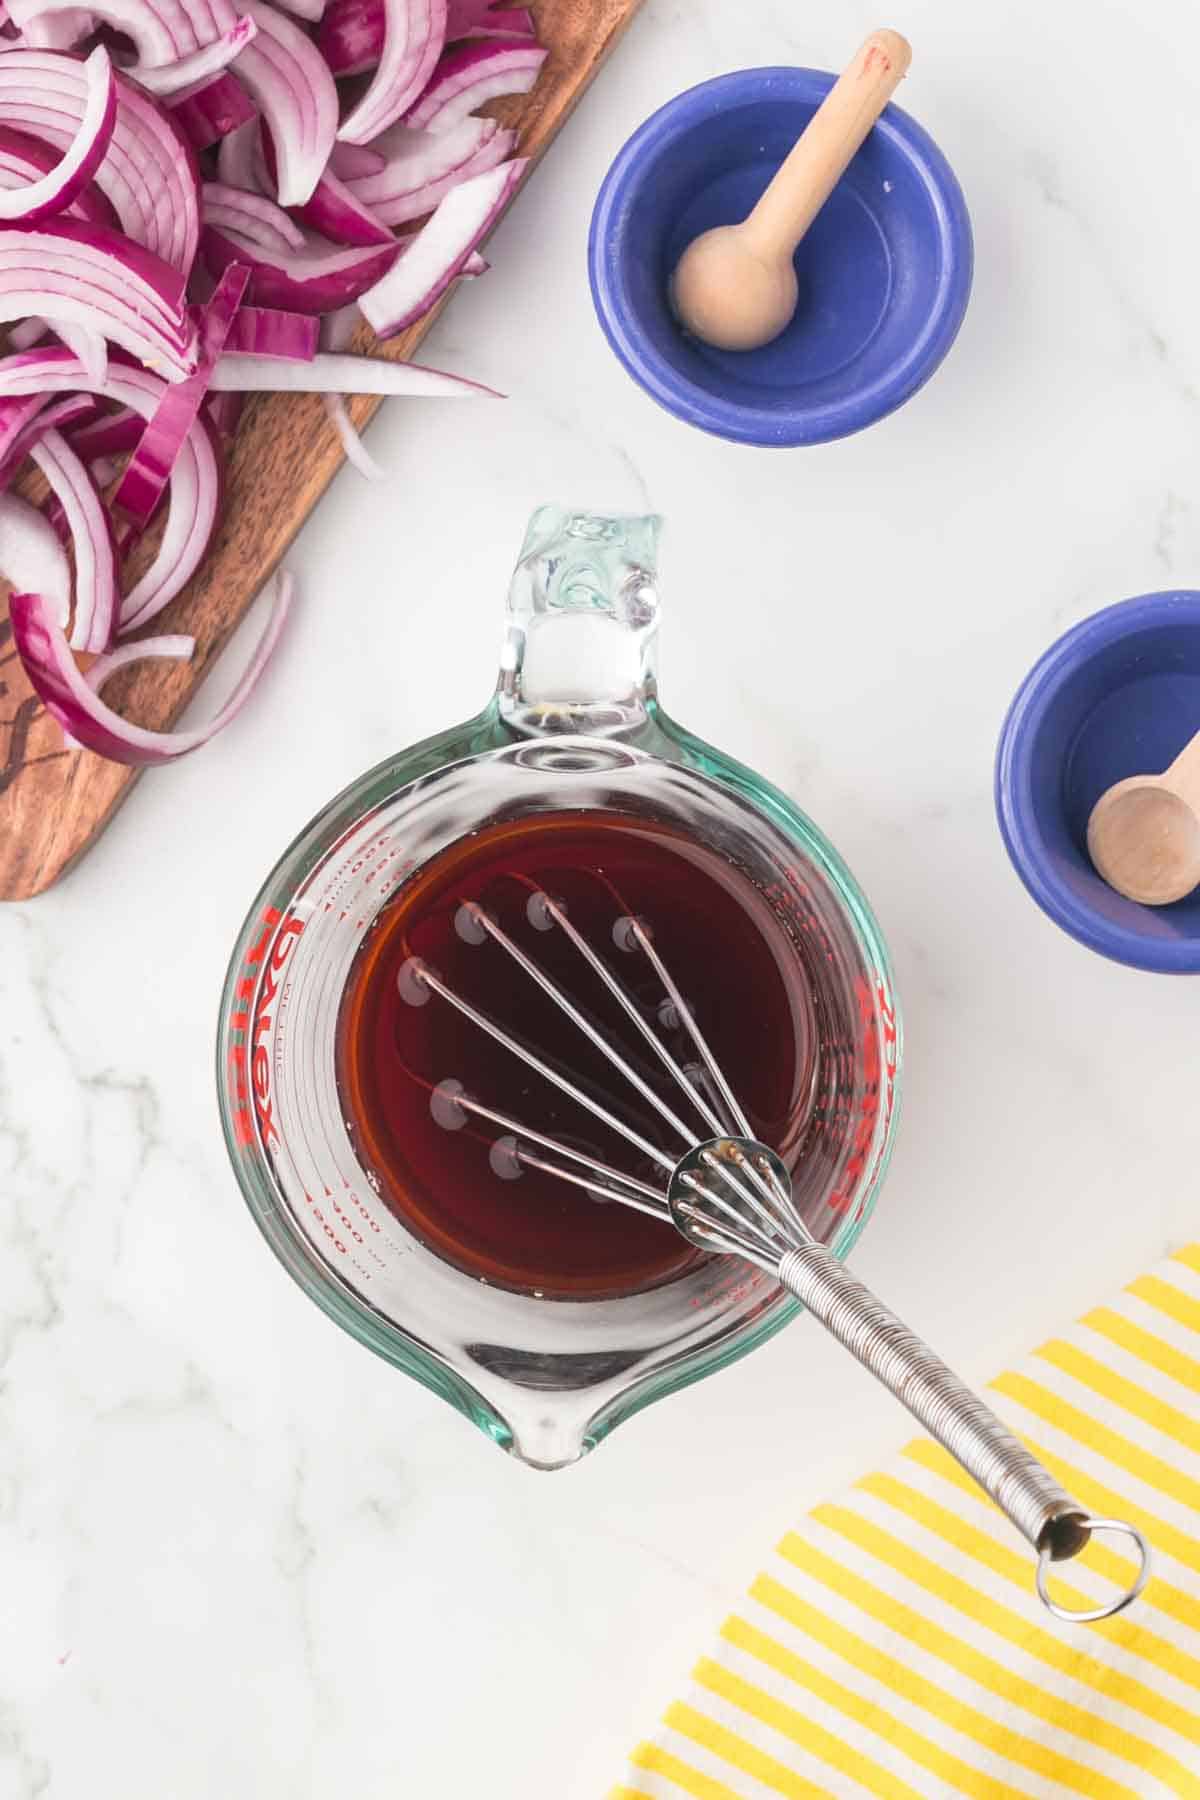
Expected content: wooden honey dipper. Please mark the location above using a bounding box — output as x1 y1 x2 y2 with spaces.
671 29 912 352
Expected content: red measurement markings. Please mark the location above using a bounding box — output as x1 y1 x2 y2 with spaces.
226 904 305 1151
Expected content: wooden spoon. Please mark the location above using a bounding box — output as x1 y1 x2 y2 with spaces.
1086 729 1200 906
670 28 913 352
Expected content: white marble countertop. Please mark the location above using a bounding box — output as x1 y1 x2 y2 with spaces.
3 2 1200 1794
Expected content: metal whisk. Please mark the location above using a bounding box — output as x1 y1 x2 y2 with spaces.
401 888 1150 1623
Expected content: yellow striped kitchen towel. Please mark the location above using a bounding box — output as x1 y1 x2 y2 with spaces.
615 1243 1200 1800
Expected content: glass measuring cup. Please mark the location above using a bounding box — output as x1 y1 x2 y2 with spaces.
218 506 899 1470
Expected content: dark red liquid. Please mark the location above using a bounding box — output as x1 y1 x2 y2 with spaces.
336 812 818 1298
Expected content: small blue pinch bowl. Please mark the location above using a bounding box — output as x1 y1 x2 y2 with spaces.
587 67 973 447
996 591 1200 975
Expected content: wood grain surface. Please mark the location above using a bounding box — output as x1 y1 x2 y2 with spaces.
0 0 643 900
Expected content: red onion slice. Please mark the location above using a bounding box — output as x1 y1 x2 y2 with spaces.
225 304 318 358
0 123 118 229
6 0 236 69
209 348 499 396
201 221 401 312
22 8 95 47
9 572 292 765
233 2 337 206
0 220 196 377
0 348 223 629
133 14 257 95
113 261 247 527
322 392 381 477
337 0 448 147
215 113 262 191
86 630 194 690
445 0 532 38
0 45 114 222
168 69 256 150
203 178 305 250
358 155 524 337
0 54 201 269
402 39 545 131
318 0 381 77
67 403 142 459
0 490 71 620
329 141 385 178
28 426 118 649
348 119 512 225
289 165 392 246
0 391 95 484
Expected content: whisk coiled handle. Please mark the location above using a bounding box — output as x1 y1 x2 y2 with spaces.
778 1241 1151 1621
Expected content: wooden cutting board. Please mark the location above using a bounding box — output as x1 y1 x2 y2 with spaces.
0 0 643 900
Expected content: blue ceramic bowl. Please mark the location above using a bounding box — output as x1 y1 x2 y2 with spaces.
996 591 1200 974
587 67 973 447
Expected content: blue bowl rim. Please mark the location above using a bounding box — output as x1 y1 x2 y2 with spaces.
995 589 1200 975
587 65 974 448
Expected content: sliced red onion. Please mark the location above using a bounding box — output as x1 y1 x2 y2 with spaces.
113 261 246 527
318 0 379 75
445 0 533 39
0 45 114 222
205 387 242 434
0 348 222 628
322 392 381 478
0 490 70 620
67 403 141 458
289 165 392 246
86 630 195 692
358 155 524 337
0 219 195 377
133 15 257 96
53 319 107 385
0 54 201 269
6 314 46 350
215 113 261 190
0 391 93 484
338 0 447 146
5 0 234 69
210 348 499 396
225 304 317 358
88 451 121 485
403 39 545 132
22 8 94 47
168 69 256 150
459 248 485 275
329 141 385 179
10 572 292 765
233 2 337 206
27 426 118 649
0 124 120 227
203 178 304 251
349 119 512 226
201 222 400 312
268 0 324 22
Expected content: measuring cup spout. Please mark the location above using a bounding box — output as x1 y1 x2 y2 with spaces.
497 505 662 737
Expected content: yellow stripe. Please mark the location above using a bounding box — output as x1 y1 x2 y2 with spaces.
1035 1339 1200 1456
763 1543 1200 1778
904 1436 1200 1620
632 1733 749 1800
1128 1275 1200 1335
660 1701 846 1800
849 1476 1200 1728
749 1566 1185 1797
1083 1307 1200 1396
1170 1246 1200 1276
992 1372 1200 1514
808 1500 1200 1762
610 1785 658 1800
698 1648 1021 1800
711 1626 1036 1800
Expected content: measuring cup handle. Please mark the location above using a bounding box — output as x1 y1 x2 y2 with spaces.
777 1242 1151 1621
